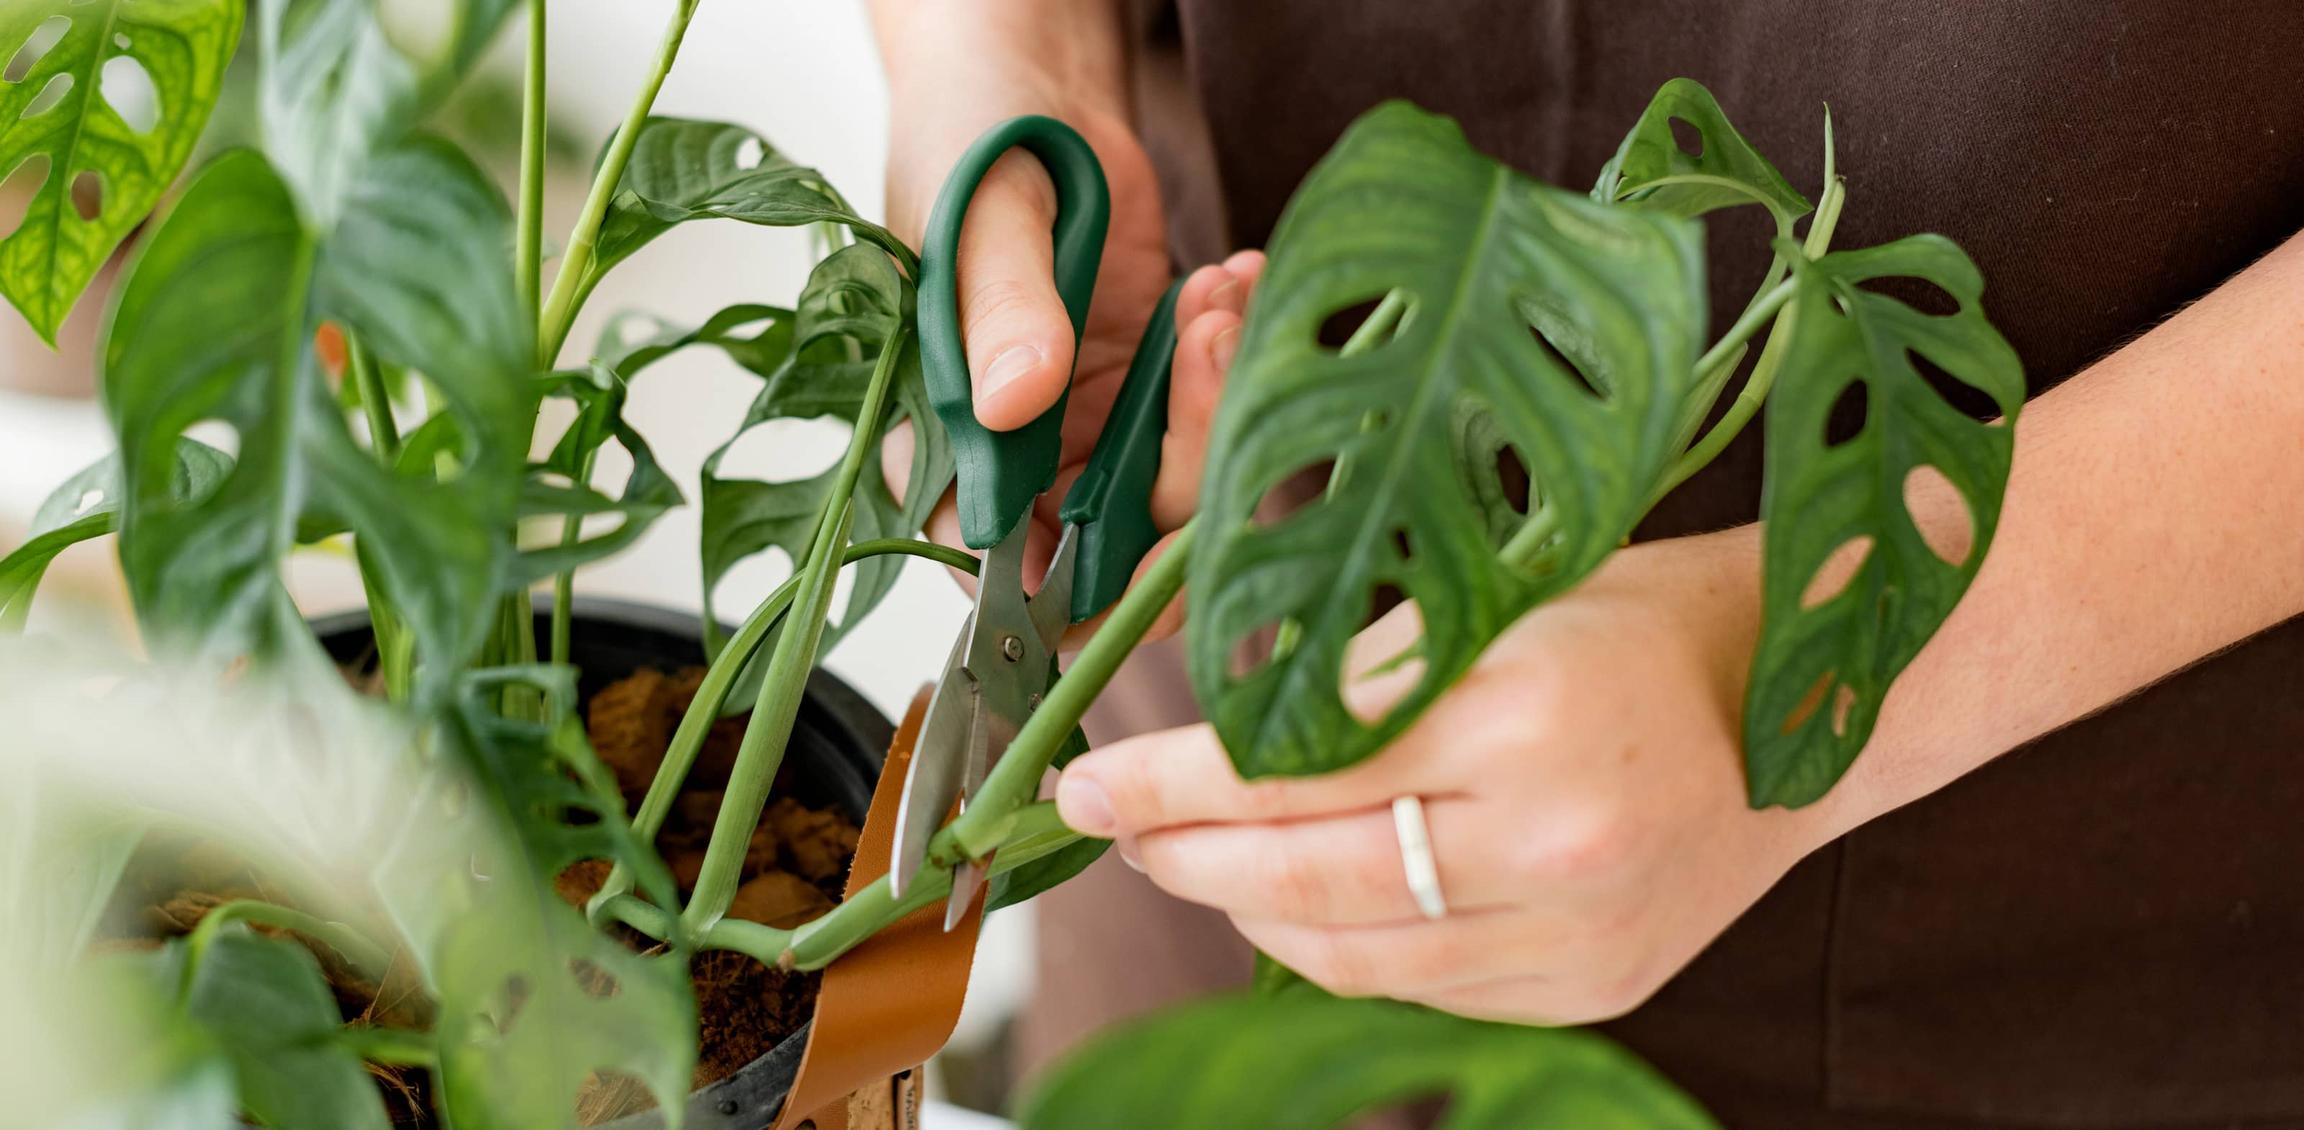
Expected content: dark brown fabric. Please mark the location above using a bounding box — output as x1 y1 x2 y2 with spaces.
1033 2 2304 1126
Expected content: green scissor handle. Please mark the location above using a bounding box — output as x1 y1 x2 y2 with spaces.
918 115 1111 551
1059 279 1179 622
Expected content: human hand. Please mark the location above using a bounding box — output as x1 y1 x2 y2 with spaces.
1052 531 1863 1024
875 15 1260 642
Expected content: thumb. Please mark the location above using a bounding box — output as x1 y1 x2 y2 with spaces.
958 151 1076 432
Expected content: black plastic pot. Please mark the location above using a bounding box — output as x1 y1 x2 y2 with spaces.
311 596 893 1130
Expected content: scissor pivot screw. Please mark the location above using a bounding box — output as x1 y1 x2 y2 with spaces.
1001 634 1025 662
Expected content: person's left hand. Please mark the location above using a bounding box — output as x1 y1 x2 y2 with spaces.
1052 530 1860 1025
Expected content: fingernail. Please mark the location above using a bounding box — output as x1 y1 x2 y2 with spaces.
1209 276 1241 312
1210 326 1240 372
980 345 1043 404
1056 776 1116 836
1117 838 1143 873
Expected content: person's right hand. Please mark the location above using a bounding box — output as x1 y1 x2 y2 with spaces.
873 7 1259 641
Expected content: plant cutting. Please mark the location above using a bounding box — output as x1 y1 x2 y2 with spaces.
0 0 2021 1124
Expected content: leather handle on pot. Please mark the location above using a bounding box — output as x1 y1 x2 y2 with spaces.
771 688 984 1130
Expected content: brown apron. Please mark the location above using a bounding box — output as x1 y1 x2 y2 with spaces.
1021 2 2304 1126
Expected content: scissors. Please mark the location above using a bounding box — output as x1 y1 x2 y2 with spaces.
890 116 1182 927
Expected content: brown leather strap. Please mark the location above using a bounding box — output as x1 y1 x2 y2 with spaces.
770 688 983 1130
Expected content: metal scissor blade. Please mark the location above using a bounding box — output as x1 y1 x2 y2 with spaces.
1028 524 1081 654
946 857 991 930
890 624 980 899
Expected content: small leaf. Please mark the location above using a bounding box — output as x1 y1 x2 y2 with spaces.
1591 77 1810 226
513 369 684 584
0 0 244 341
173 930 391 1130
0 439 230 631
1744 235 2023 806
1186 102 1705 777
587 117 915 290
1020 991 1718 1130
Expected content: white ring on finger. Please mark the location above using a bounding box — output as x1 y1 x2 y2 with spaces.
1392 795 1448 921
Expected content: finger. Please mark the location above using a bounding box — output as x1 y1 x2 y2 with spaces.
1054 720 1444 837
1150 307 1240 529
1219 249 1267 291
1230 910 1543 999
1132 799 1510 925
1405 972 1651 1027
1175 263 1241 327
1054 526 1190 652
881 419 916 506
958 150 1074 432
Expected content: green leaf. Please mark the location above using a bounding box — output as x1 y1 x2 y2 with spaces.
586 117 915 290
311 136 535 693
105 134 528 690
415 666 695 1129
0 0 244 342
1186 101 1705 777
684 249 950 654
173 930 391 1130
1020 991 1718 1130
0 439 230 631
512 367 684 585
1591 77 1810 227
102 149 314 662
257 0 418 225
1743 235 2023 807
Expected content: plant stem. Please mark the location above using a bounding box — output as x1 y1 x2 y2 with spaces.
516 0 548 336
700 801 1080 971
680 328 910 931
348 336 399 460
179 899 393 998
1653 174 1849 496
535 0 698 366
941 521 1195 862
336 1024 438 1068
587 537 977 922
547 446 597 667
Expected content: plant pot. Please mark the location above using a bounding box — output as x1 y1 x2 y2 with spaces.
310 595 895 1130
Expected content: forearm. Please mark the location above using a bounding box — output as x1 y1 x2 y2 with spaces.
1657 230 2304 838
867 0 1128 109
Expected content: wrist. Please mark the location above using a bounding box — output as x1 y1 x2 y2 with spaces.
873 2 1128 118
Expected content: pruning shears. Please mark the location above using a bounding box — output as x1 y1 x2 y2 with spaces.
889 116 1182 927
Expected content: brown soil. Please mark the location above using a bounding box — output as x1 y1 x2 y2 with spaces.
114 665 862 1127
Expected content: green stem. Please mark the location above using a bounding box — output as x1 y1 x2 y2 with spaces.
179 900 393 999
535 0 698 366
547 446 597 667
587 537 977 921
702 802 1080 971
516 0 548 336
336 1024 438 1068
1654 174 1848 496
348 336 399 460
941 521 1194 862
680 328 910 931
346 333 411 699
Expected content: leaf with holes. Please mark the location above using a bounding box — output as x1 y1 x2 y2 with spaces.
1186 101 1705 777
106 141 531 691
1592 77 1810 228
0 0 243 342
511 366 685 585
1744 235 2023 807
167 930 393 1130
685 248 950 654
0 438 229 631
586 116 915 292
412 666 695 1129
1021 990 1718 1129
